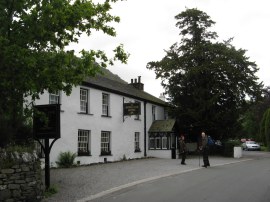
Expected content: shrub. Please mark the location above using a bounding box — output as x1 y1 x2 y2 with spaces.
260 108 270 150
260 146 269 151
56 151 76 168
44 185 58 198
0 115 33 148
121 154 127 161
209 145 223 155
222 140 241 157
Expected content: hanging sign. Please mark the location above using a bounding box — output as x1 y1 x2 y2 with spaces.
33 104 61 139
123 102 141 116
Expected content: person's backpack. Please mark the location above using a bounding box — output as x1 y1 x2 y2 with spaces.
207 136 215 146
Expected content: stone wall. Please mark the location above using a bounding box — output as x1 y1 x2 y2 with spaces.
0 154 43 202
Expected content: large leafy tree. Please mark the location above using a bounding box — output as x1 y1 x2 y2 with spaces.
147 8 263 138
0 0 129 146
241 87 270 141
260 108 270 150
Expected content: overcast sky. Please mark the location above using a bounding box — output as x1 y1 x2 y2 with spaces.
69 0 270 98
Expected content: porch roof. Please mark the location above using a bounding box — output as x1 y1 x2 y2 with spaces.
148 119 176 133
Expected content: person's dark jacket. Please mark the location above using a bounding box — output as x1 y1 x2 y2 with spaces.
179 139 186 153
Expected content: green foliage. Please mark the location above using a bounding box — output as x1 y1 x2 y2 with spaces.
241 111 258 139
121 154 127 161
56 151 76 168
44 184 58 198
260 108 270 150
147 8 263 139
240 87 270 141
222 140 241 157
260 146 269 152
0 109 33 147
0 0 129 146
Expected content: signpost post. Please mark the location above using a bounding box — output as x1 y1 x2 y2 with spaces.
33 104 61 190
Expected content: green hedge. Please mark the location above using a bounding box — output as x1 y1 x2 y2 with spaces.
222 140 241 157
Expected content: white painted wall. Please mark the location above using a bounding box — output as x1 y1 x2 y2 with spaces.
34 85 166 166
148 150 172 159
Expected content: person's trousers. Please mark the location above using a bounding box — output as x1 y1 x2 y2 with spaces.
202 148 210 166
181 152 186 164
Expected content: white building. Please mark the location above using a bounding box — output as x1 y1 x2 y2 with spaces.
34 69 178 166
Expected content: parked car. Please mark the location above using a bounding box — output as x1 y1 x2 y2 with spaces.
242 141 261 151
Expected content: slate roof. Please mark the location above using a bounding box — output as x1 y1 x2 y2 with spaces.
81 68 167 106
148 119 176 132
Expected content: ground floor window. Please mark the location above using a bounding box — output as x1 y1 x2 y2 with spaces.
135 132 141 152
162 137 168 149
35 139 45 158
149 133 172 150
155 137 161 149
101 131 111 155
149 137 155 149
78 130 91 156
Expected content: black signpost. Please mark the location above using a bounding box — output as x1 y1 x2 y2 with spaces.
33 104 61 190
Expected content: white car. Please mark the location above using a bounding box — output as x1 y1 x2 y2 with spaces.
242 141 261 151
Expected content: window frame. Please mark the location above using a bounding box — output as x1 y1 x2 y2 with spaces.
35 139 45 158
149 137 155 149
80 88 89 114
102 93 110 117
134 101 141 120
49 91 60 104
162 136 168 149
152 105 156 121
78 129 91 156
101 131 111 155
149 134 171 150
155 137 161 149
134 132 141 152
164 108 168 120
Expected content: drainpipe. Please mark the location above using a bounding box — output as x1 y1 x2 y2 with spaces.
144 101 147 157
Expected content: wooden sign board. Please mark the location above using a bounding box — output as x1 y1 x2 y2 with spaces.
123 102 141 116
33 104 61 139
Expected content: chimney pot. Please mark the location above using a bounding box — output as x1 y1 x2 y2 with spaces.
135 78 137 83
131 79 133 84
159 93 166 101
138 76 141 83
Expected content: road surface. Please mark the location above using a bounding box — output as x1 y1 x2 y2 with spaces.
91 152 270 202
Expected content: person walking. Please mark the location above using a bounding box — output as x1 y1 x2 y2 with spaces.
199 131 210 168
179 135 186 165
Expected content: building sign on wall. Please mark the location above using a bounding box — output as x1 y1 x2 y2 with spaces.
33 104 61 139
123 102 141 116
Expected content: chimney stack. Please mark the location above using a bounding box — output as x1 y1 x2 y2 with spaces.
159 93 166 101
129 76 144 90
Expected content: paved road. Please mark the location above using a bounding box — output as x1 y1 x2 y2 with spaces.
43 151 269 202
91 154 270 202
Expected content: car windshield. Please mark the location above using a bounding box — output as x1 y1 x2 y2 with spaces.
246 141 256 144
